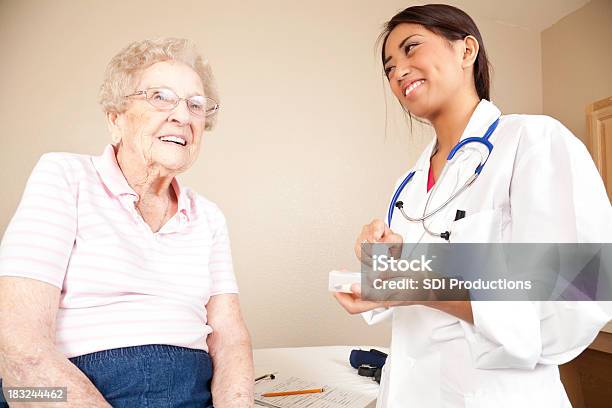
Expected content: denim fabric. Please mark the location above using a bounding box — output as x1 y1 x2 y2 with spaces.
1 344 213 408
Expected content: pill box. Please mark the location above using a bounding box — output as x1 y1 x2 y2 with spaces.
328 270 361 293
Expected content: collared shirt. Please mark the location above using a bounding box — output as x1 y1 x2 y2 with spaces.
0 144 238 358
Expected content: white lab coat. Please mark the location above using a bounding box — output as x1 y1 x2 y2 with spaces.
365 100 612 407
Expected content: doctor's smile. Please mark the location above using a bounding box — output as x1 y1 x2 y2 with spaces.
403 79 425 98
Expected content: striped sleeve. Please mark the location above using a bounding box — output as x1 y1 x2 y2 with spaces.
207 205 239 296
0 153 77 288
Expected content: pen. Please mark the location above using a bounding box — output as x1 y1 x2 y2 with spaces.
262 388 325 397
255 373 276 382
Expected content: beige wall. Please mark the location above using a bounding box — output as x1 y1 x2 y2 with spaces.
542 0 612 144
0 0 543 348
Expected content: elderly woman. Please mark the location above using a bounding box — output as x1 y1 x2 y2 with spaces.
0 38 254 407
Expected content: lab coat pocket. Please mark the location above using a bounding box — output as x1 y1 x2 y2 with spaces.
450 208 503 243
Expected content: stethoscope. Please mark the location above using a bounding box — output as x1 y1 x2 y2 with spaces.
387 118 500 241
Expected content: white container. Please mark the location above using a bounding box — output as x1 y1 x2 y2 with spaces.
328 270 361 293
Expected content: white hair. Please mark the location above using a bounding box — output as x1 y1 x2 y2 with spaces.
99 38 219 130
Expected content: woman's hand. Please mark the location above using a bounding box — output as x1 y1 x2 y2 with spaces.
333 283 386 314
333 282 473 323
355 219 403 265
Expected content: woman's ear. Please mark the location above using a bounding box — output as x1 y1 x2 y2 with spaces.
106 111 122 144
461 35 480 69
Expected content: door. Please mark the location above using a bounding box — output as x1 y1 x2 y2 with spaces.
587 96 612 202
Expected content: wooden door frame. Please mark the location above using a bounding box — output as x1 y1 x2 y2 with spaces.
586 96 612 190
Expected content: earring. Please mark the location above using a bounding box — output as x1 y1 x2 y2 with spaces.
111 131 122 144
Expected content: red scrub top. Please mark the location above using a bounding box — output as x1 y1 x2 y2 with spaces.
427 164 436 192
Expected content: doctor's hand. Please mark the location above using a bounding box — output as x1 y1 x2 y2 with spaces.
334 284 472 322
333 283 386 314
355 219 403 266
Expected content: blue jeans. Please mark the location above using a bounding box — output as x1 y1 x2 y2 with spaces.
1 344 213 407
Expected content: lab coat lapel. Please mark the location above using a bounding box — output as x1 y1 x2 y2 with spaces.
423 100 502 234
459 99 501 143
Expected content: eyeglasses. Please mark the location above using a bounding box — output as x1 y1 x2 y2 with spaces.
125 87 219 118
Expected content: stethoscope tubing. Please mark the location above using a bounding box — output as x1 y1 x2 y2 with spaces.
387 117 500 228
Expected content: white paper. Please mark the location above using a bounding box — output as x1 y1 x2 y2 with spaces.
255 375 374 408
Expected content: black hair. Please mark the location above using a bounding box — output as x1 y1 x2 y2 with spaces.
380 4 491 100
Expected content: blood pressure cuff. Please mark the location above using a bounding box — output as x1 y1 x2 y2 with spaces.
349 348 388 369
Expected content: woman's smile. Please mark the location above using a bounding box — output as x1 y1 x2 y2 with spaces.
403 79 426 98
158 135 188 146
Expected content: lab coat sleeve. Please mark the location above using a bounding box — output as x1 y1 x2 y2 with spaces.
509 117 612 243
462 302 542 369
464 117 612 369
537 301 612 364
362 308 393 325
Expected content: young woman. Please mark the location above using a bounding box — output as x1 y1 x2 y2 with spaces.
334 4 611 407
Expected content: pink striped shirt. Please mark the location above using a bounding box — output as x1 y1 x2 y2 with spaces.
0 145 239 358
